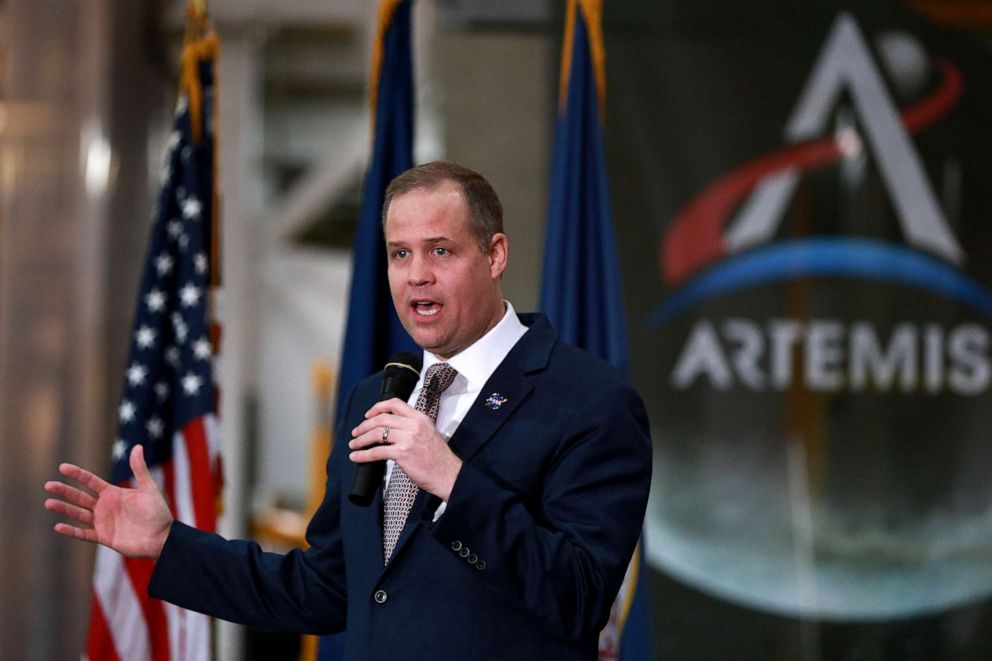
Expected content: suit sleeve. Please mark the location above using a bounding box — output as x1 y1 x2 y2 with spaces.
429 381 652 642
147 389 356 634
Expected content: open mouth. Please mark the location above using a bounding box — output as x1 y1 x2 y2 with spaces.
412 300 441 317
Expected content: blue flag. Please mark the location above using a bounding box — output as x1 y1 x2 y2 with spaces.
539 1 650 659
540 0 629 376
320 2 416 659
334 0 417 422
337 0 416 415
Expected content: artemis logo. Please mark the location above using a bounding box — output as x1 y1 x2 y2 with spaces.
651 13 992 394
672 318 990 395
723 13 962 266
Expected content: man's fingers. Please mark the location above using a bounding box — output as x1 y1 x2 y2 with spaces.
53 522 98 543
130 445 156 492
349 445 390 464
352 412 408 439
349 428 392 451
44 481 97 510
363 398 416 419
45 498 94 526
353 409 430 437
349 421 418 450
58 463 108 494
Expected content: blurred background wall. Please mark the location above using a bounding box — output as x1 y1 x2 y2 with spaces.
0 1 166 658
4 0 992 659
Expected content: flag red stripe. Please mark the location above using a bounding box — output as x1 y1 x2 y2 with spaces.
124 557 171 661
182 417 217 532
86 590 121 661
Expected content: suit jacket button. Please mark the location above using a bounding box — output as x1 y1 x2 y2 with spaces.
475 560 486 570
459 547 470 558
467 553 478 564
451 540 463 552
373 589 388 604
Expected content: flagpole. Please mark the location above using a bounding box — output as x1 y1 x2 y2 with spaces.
541 2 651 658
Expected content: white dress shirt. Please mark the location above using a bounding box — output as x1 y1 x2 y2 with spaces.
384 301 528 519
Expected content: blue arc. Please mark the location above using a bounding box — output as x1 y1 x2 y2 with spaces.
646 238 992 327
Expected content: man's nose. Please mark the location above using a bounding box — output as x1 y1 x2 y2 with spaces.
407 254 434 285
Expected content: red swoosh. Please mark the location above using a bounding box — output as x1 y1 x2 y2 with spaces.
660 58 963 286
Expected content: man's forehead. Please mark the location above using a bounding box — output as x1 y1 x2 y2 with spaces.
390 181 463 210
385 184 470 235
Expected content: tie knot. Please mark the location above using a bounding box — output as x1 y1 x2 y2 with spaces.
424 362 457 394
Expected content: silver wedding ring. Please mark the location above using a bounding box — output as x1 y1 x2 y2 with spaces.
382 427 390 443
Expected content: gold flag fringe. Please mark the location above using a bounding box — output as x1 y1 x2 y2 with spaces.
558 0 607 122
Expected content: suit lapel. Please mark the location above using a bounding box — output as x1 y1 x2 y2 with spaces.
448 313 554 463
377 314 557 573
448 366 532 463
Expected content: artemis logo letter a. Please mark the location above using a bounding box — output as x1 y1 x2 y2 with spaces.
724 13 964 265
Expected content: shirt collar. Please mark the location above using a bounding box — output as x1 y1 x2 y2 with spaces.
422 301 527 392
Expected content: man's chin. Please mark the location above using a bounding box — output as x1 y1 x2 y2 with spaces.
419 339 461 360
407 329 446 354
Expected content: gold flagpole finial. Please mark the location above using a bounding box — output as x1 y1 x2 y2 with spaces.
185 1 210 44
179 3 219 146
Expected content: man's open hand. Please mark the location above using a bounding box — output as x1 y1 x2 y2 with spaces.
44 445 173 559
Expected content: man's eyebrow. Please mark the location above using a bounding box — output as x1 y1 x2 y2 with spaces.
386 236 451 247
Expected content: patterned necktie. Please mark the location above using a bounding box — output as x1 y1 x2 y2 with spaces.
383 362 458 564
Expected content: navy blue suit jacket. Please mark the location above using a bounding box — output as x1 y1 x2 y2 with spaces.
149 314 652 661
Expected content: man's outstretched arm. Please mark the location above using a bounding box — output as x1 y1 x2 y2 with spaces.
45 439 349 634
43 444 173 559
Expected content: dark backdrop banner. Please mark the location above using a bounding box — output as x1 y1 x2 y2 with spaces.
604 1 992 658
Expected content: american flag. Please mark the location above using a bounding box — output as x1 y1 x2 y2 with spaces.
85 31 222 661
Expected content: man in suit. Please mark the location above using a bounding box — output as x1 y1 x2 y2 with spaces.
45 161 652 661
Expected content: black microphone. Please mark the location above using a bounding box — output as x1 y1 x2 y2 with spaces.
348 352 423 506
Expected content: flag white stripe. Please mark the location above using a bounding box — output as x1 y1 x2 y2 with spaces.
205 412 221 461
183 608 211 660
93 547 150 661
166 425 213 660
165 600 211 661
172 429 195 525
150 465 167 492
165 601 183 661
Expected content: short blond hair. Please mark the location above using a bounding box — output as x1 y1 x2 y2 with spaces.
382 161 504 252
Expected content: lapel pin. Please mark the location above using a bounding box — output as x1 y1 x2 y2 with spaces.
485 392 508 410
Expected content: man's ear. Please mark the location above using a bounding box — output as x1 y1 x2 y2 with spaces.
488 233 508 279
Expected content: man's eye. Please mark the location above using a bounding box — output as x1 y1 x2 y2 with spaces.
392 249 409 259
432 247 450 256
